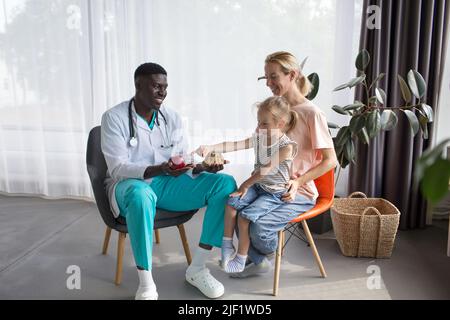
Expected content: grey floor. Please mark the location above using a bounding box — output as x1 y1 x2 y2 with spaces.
0 194 449 300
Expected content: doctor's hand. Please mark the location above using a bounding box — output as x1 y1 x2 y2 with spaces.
161 162 195 177
194 160 230 174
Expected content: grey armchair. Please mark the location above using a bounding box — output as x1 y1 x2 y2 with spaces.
86 126 196 285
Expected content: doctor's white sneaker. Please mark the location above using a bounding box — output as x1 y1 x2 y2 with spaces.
185 268 224 299
135 285 158 300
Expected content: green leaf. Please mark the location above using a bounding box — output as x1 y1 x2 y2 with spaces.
380 110 398 131
366 110 381 138
415 138 450 190
355 49 370 71
418 138 450 169
348 75 366 88
357 127 370 144
398 75 412 104
419 104 434 123
368 96 378 105
300 56 308 72
306 73 319 100
333 83 349 92
333 137 344 156
344 139 356 163
327 122 340 129
418 113 429 139
407 70 426 100
332 105 350 115
369 73 386 90
343 102 365 111
335 126 351 147
349 114 366 134
420 158 450 203
339 152 351 169
375 88 387 105
402 109 420 136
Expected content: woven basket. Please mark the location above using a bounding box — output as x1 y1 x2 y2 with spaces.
330 192 400 258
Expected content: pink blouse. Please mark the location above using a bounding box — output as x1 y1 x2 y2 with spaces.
287 100 334 200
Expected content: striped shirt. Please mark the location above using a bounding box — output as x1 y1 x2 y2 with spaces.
253 133 298 193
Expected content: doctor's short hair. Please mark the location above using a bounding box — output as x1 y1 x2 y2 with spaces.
134 63 167 82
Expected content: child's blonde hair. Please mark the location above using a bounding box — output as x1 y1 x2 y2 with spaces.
265 51 313 97
257 96 298 134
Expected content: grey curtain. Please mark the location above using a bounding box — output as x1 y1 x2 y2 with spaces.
348 0 450 229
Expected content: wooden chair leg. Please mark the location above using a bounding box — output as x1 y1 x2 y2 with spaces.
273 230 283 296
301 220 327 278
102 227 112 255
115 232 126 285
155 229 160 244
177 224 192 265
281 231 286 257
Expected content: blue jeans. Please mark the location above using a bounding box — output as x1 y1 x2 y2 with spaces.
228 184 315 264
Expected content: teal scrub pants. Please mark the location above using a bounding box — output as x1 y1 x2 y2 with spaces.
115 172 237 270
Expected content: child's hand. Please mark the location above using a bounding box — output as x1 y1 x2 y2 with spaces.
282 179 300 202
230 185 249 199
194 145 210 157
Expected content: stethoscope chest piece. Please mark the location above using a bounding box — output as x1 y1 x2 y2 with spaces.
129 137 138 147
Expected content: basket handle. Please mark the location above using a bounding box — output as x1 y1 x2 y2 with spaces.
358 207 383 258
349 192 368 198
361 206 381 217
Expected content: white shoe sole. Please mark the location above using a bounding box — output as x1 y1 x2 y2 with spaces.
185 270 224 299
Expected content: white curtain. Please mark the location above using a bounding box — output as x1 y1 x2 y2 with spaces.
0 0 363 199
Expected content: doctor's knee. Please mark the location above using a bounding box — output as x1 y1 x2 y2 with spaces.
215 174 237 195
124 183 157 206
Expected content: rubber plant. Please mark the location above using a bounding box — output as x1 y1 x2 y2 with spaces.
414 138 450 204
331 49 434 183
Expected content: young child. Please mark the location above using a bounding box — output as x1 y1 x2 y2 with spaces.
195 96 298 273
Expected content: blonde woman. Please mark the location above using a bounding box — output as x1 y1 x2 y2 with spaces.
236 51 337 277
195 51 337 278
196 97 305 274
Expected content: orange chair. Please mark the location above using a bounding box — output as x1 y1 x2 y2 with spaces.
273 169 335 296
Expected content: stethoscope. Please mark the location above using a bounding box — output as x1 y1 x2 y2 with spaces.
128 98 173 149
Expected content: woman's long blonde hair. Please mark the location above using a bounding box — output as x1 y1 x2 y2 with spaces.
257 96 298 134
265 51 313 97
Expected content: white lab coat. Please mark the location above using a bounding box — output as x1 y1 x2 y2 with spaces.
101 100 192 218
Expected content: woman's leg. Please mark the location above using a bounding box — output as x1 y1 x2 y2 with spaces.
247 194 315 266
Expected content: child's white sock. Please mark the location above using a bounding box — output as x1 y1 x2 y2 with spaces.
221 237 236 268
186 247 211 276
224 254 247 273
